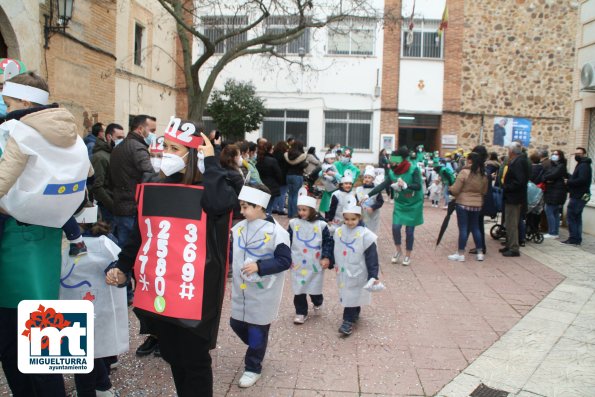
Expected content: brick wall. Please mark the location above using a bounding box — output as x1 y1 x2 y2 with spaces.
379 0 402 146
41 0 116 135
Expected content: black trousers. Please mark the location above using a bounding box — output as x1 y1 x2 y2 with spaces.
343 306 361 322
170 353 213 397
0 308 66 397
293 294 323 315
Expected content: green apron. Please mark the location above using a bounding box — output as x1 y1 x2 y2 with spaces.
389 167 424 226
0 217 63 308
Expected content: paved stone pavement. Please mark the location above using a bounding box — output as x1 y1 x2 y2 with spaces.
3 197 589 396
439 219 595 397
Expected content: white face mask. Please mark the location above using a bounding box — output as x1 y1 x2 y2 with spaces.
160 152 188 176
150 157 162 172
114 138 123 147
236 156 243 167
550 155 559 162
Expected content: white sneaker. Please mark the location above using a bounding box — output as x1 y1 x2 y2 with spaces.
402 256 411 266
239 371 261 388
293 314 308 324
443 206 449 210
448 253 465 262
313 305 322 315
543 234 559 239
476 253 485 261
391 252 402 264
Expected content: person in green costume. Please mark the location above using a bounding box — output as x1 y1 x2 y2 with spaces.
365 147 423 266
319 147 360 213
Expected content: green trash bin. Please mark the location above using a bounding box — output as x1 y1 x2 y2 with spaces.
0 217 63 308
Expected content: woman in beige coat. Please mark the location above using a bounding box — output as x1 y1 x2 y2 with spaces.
447 152 488 262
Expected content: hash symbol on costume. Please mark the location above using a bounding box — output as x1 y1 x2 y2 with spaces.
179 282 195 300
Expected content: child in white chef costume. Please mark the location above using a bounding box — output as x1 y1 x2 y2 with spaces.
230 184 291 388
355 166 384 233
288 194 334 324
334 205 384 336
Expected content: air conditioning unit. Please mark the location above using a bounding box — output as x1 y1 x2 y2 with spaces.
581 61 595 91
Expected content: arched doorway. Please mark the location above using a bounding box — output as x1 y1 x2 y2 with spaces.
0 5 20 59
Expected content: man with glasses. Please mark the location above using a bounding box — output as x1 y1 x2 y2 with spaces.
564 147 593 246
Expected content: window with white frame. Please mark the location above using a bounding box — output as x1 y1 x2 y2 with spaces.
324 111 372 150
203 16 248 54
401 19 443 59
265 16 310 55
328 17 376 56
262 110 309 144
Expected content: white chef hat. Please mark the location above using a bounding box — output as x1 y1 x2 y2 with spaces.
238 186 271 208
297 195 317 209
342 206 362 215
364 165 375 177
324 152 336 159
340 175 353 184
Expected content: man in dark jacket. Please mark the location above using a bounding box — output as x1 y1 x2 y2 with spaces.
110 115 156 247
84 122 103 159
500 142 529 257
91 123 123 225
564 147 593 246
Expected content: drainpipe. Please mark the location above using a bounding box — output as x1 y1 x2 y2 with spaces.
479 113 485 145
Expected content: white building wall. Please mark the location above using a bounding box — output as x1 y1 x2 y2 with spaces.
193 1 384 165
0 0 43 72
114 0 178 133
398 60 444 113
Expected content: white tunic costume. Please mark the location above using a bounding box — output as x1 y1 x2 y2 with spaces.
330 190 357 224
289 218 328 295
355 186 381 233
59 236 128 358
231 218 290 325
334 225 377 307
0 119 89 227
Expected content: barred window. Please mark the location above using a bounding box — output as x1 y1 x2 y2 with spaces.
328 17 376 56
401 19 443 59
262 110 309 144
324 111 372 150
265 16 310 55
202 16 248 54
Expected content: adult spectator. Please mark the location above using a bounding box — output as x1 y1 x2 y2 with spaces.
84 122 103 158
564 147 593 246
447 152 488 262
220 144 245 219
538 148 551 170
91 123 123 225
499 142 529 257
284 140 308 218
256 141 283 214
468 146 496 256
529 151 544 184
304 146 321 176
110 115 156 248
379 148 393 202
542 149 568 239
272 141 289 215
485 152 501 177
238 141 262 185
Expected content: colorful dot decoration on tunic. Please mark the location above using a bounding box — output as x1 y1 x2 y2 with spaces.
240 283 247 290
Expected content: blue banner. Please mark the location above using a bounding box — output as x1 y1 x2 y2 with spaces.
511 118 532 147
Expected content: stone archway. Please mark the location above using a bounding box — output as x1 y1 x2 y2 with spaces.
0 5 20 59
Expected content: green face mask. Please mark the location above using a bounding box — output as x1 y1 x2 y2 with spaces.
390 155 403 165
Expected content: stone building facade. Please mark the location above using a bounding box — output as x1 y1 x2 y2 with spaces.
0 0 178 135
380 0 578 155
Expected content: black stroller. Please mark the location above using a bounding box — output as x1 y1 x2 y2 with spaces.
490 183 544 244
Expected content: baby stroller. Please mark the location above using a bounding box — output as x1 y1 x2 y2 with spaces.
489 183 544 244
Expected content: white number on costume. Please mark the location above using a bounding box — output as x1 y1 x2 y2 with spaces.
145 219 153 237
178 122 196 143
155 258 167 277
155 277 165 296
185 224 197 243
158 220 170 239
139 255 148 274
181 263 195 282
183 243 197 263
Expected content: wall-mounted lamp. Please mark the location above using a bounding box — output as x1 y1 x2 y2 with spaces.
44 0 75 49
417 79 425 90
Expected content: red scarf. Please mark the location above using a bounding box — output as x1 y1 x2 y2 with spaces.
392 160 411 175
